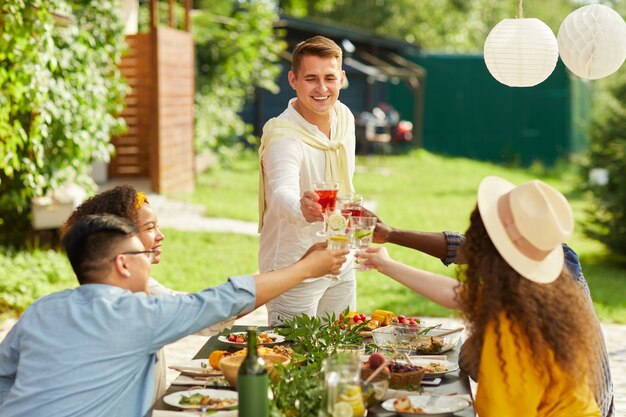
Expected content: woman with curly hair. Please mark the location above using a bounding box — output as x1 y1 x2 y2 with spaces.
63 185 172 295
360 176 604 416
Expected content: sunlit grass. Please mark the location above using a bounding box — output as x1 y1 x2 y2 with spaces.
172 149 626 323
2 149 625 323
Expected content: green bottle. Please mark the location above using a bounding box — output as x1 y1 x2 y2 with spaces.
238 327 269 417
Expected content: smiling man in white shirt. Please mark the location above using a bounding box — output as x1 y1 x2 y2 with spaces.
258 35 358 326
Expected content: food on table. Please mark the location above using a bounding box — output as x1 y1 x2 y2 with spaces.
232 345 293 359
393 396 425 414
424 361 446 374
233 346 275 356
271 345 294 358
208 350 231 370
361 357 425 389
337 384 366 417
225 332 277 345
368 352 386 370
328 234 350 250
178 392 237 408
364 319 380 330
370 310 395 326
414 336 445 354
391 315 419 326
327 212 348 231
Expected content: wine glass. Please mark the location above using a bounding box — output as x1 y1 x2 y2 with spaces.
325 211 350 279
350 216 377 271
337 193 364 221
314 181 340 237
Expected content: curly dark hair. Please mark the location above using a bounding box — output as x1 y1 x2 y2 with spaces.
458 206 604 399
61 185 139 237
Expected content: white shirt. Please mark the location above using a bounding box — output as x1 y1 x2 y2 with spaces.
259 99 356 276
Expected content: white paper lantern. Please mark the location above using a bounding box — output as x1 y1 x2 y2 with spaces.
557 4 626 80
484 18 559 87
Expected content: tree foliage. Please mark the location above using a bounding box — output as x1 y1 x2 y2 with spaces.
192 1 286 164
0 0 127 246
581 67 626 259
278 0 580 52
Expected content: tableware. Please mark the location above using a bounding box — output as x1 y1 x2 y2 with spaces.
380 394 471 416
338 193 364 218
314 180 340 237
371 324 424 355
350 216 377 269
217 332 285 346
414 328 462 354
168 359 223 377
163 388 238 410
171 374 228 386
321 352 367 417
407 358 459 378
219 353 290 387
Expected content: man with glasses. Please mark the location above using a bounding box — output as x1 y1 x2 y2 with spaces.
0 214 347 417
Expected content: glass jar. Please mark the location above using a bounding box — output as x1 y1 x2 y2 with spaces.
319 352 366 417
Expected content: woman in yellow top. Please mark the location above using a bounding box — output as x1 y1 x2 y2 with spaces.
360 176 605 416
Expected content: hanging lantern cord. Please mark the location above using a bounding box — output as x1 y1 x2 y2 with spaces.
518 0 524 19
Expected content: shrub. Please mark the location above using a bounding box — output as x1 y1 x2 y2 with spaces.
191 1 286 166
0 0 127 246
0 246 75 316
581 67 626 259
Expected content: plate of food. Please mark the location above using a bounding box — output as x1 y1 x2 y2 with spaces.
381 394 471 416
408 358 459 378
218 331 285 346
168 359 223 378
163 388 238 410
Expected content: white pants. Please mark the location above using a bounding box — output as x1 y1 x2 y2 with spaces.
266 270 357 327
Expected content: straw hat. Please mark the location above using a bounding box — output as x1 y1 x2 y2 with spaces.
477 176 573 283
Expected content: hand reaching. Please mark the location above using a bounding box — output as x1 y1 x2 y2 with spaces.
300 191 324 223
301 246 348 277
360 207 392 244
356 246 391 271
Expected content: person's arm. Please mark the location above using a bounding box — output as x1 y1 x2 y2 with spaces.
253 247 347 307
0 324 19 406
263 139 313 225
361 207 466 265
358 246 461 310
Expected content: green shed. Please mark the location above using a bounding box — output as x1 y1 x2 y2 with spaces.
389 53 593 166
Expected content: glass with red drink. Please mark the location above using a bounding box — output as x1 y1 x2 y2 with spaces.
314 181 340 237
338 193 364 218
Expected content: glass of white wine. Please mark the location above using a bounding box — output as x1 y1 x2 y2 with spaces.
350 216 377 271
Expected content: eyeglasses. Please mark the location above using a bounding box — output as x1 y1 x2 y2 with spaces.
111 250 155 263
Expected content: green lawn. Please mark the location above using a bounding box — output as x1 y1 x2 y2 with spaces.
1 149 625 323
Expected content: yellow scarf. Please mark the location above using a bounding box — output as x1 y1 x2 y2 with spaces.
258 102 354 232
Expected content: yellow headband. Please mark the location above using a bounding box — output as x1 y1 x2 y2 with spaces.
135 192 149 209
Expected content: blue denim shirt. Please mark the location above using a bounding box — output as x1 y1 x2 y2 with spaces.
0 275 256 417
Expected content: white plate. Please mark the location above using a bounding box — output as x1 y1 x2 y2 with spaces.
163 388 238 410
381 394 471 416
218 332 285 346
169 359 223 377
172 374 228 387
408 358 459 378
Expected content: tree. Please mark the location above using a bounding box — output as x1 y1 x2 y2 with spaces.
581 67 626 259
192 1 286 164
0 0 127 246
277 0 580 52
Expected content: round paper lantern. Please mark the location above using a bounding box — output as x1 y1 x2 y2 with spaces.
484 18 559 87
557 4 626 80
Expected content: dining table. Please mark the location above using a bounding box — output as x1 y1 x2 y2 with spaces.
152 325 476 416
